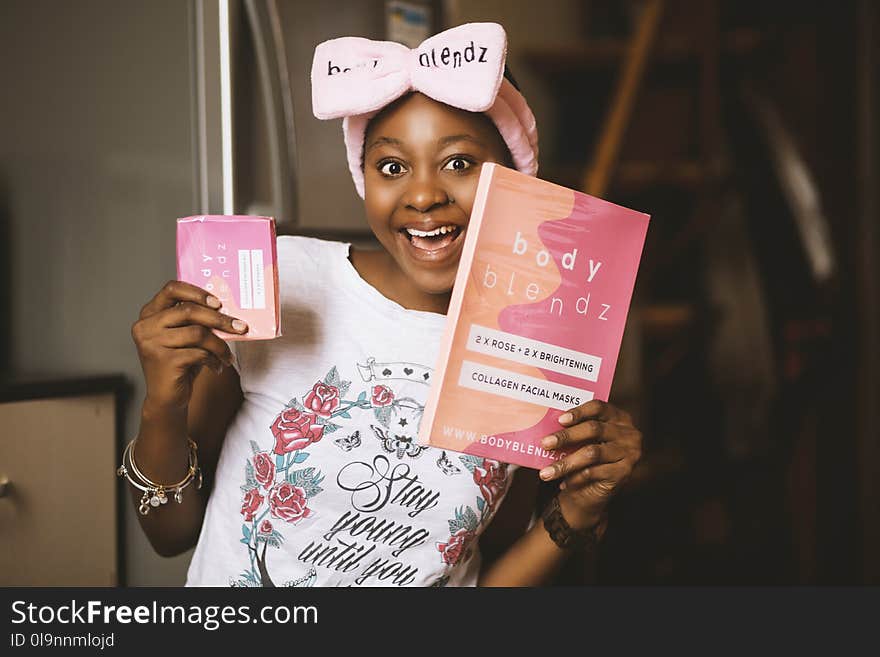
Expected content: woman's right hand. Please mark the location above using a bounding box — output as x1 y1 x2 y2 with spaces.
131 280 249 411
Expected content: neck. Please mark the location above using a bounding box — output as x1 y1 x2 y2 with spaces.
400 288 451 315
350 247 451 315
384 254 452 314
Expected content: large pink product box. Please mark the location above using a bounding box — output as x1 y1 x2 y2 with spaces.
418 164 650 470
176 215 281 341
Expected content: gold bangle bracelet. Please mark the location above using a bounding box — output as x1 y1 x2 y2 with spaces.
117 438 203 515
129 437 198 488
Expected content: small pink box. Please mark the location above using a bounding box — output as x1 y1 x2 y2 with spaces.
176 215 281 340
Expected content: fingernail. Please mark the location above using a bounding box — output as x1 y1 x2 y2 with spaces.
206 295 221 308
559 481 567 490
541 436 557 449
558 412 573 424
232 319 247 332
539 467 554 480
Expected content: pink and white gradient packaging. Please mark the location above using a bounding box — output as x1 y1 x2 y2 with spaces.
176 215 281 341
418 164 650 470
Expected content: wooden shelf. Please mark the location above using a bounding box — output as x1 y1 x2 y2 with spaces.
521 28 763 73
639 303 697 337
548 159 714 193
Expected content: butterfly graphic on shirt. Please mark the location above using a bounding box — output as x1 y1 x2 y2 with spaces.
436 451 462 476
334 430 362 452
370 424 427 460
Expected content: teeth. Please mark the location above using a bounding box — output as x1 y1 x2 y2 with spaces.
405 225 457 237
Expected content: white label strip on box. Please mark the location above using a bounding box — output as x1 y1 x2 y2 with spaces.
250 249 265 309
457 360 594 411
238 249 253 309
466 324 602 383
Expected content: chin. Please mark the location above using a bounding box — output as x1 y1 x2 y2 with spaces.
410 272 456 297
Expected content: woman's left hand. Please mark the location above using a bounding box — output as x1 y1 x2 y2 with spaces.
538 399 643 529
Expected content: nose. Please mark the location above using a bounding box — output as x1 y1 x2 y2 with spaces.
403 173 451 213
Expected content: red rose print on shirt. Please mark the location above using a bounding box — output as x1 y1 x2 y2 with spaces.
271 408 325 454
474 459 508 510
253 452 275 489
304 382 340 418
268 482 313 523
240 488 264 521
371 384 394 407
259 519 273 534
437 528 476 566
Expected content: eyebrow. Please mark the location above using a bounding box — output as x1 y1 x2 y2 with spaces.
366 136 403 153
437 134 486 149
366 133 487 153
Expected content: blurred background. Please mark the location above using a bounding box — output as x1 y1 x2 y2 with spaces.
0 0 877 586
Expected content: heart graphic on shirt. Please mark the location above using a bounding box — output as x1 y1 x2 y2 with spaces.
404 368 413 375
382 368 392 376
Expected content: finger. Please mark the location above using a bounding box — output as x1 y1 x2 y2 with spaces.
560 460 631 492
139 280 223 320
161 325 235 367
542 417 642 451
159 302 248 336
558 399 631 427
618 427 644 455
542 419 606 450
538 442 626 482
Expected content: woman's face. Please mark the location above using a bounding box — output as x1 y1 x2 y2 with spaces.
363 92 512 301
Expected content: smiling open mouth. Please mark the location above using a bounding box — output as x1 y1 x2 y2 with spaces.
401 225 463 252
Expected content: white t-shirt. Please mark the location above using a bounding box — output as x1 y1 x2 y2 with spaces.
186 236 518 587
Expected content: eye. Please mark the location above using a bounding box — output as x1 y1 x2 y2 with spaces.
443 157 473 172
445 157 472 172
378 160 406 176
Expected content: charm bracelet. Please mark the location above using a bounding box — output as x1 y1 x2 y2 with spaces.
118 437 202 515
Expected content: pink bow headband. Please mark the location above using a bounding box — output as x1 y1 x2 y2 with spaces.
310 22 539 198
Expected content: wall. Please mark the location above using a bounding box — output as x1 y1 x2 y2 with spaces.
275 0 384 235
0 0 196 585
